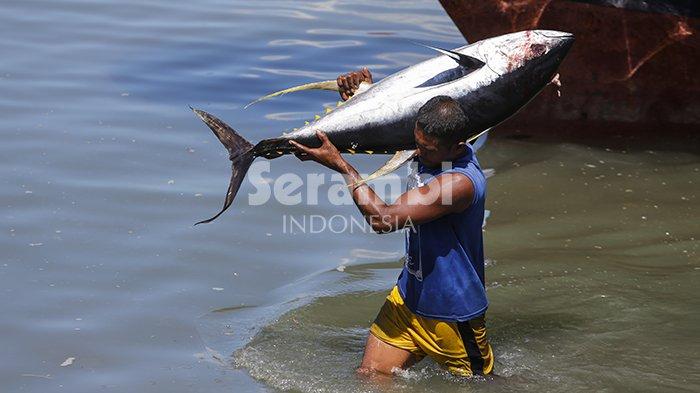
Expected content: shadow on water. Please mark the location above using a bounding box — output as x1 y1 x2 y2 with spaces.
498 120 700 155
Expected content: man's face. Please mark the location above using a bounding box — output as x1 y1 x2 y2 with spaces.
413 124 458 168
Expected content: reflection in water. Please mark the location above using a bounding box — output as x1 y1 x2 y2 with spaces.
268 39 364 48
233 8 317 20
250 67 337 80
260 54 292 61
265 111 315 121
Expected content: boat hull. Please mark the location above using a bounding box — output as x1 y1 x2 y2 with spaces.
439 0 699 143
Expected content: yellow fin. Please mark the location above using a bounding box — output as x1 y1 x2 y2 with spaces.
350 150 418 188
314 114 321 120
244 80 339 109
325 107 332 114
347 149 356 154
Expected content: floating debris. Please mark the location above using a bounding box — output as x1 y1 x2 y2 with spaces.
21 374 52 379
60 357 75 367
550 73 561 97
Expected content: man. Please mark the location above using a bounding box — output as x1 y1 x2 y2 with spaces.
289 69 493 377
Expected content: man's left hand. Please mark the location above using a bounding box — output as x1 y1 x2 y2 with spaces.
289 131 347 173
337 68 373 101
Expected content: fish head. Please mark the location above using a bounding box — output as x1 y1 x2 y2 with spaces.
430 30 574 136
477 30 574 82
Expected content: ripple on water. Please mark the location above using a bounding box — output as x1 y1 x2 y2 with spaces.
268 39 364 49
229 282 565 393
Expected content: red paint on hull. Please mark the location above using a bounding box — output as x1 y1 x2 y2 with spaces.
439 0 699 144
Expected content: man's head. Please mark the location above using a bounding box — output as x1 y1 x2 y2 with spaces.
414 95 468 168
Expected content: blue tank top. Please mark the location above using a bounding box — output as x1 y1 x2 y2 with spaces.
396 145 488 322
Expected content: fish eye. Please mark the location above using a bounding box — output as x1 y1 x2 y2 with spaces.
530 44 546 57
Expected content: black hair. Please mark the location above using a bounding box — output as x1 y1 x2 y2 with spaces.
415 95 468 144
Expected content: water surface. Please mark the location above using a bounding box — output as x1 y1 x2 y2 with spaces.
1 1 698 392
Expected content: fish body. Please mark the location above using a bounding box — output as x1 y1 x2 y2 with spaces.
251 30 573 157
193 30 574 224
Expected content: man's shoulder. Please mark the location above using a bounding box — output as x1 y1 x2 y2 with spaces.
433 171 475 210
443 161 487 201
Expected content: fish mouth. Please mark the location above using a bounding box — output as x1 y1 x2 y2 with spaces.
537 30 575 55
536 30 574 40
551 34 575 61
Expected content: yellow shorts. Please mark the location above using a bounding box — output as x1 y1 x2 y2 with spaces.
370 286 494 376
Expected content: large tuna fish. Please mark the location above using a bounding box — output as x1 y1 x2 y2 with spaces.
192 30 574 224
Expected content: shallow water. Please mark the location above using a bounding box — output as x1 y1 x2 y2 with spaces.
1 1 698 392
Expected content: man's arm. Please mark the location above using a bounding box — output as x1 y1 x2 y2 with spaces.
290 131 474 233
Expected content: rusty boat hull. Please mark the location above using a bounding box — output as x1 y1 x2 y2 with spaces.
439 0 699 147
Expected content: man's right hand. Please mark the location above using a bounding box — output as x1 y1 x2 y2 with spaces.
337 67 373 101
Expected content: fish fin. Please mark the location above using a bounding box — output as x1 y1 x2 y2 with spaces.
350 150 417 188
469 128 490 151
195 152 255 225
348 128 490 190
191 108 253 159
191 108 256 224
414 42 485 69
244 80 339 109
482 209 491 229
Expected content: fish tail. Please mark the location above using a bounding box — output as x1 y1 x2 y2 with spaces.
190 107 256 225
